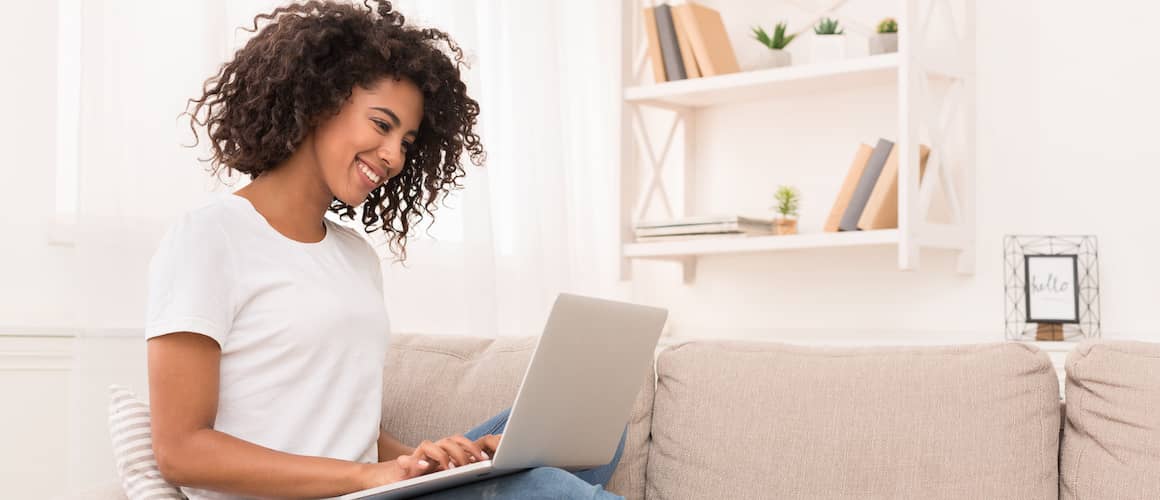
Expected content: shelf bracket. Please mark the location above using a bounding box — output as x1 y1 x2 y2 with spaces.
901 0 976 273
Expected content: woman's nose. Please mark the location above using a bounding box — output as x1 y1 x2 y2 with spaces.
377 145 403 177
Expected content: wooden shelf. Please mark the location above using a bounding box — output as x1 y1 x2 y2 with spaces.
624 230 900 259
624 54 900 109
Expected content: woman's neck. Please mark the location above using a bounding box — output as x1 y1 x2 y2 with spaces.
234 137 334 243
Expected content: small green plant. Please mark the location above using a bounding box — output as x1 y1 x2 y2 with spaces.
752 22 796 50
771 185 801 217
813 17 844 35
877 17 898 34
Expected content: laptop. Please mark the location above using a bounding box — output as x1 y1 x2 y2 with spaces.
337 293 668 499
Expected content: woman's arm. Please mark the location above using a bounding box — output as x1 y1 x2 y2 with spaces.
378 431 415 462
148 332 400 497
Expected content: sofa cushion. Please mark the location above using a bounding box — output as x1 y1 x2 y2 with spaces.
648 341 1060 500
380 334 654 500
1061 340 1160 499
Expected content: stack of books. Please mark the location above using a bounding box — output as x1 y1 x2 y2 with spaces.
634 215 773 241
824 139 932 232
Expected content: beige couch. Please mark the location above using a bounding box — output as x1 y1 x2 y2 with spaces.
61 336 1160 500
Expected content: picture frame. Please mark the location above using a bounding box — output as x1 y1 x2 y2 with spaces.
1003 235 1101 341
1024 254 1079 323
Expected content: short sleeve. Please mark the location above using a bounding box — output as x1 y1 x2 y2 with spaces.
144 213 235 346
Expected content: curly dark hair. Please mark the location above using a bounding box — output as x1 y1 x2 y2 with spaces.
183 0 485 262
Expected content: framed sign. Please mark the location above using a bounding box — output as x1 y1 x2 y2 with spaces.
1003 235 1101 341
1024 255 1079 323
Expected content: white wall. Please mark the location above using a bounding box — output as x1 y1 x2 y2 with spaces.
0 337 73 497
629 0 1160 343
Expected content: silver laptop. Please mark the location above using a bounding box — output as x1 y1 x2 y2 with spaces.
337 293 668 499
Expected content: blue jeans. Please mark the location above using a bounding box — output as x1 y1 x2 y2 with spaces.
411 408 627 499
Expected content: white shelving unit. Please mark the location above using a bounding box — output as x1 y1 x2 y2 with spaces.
618 0 976 284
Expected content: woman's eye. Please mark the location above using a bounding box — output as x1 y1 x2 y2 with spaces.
373 120 390 133
402 141 413 152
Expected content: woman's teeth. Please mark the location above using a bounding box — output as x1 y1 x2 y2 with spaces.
358 160 381 184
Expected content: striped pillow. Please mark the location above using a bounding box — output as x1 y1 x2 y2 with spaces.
107 384 187 500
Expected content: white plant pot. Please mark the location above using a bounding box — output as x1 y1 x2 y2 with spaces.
757 49 792 69
869 33 898 55
811 35 846 63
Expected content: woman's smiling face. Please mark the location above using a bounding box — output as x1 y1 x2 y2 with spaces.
311 76 424 207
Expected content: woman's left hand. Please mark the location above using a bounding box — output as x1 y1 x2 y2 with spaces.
473 434 502 459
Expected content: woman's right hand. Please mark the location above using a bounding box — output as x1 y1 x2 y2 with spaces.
356 456 434 489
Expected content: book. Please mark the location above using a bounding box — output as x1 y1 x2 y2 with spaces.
824 143 873 232
642 6 667 82
653 4 687 81
635 215 772 229
670 4 702 79
838 138 894 231
672 2 739 77
635 231 755 242
635 221 772 237
857 144 932 230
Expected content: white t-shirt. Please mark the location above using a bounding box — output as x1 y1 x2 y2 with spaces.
144 193 391 500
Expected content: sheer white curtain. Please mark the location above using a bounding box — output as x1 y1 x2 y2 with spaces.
70 0 624 336
379 0 626 337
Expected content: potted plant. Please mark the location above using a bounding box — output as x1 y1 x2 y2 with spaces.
771 185 801 235
751 22 796 69
811 17 846 63
870 17 898 55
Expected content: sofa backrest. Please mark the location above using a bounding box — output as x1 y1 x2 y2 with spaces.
647 341 1061 500
1061 340 1160 499
379 334 654 500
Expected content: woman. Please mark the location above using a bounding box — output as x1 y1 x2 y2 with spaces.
145 1 624 498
